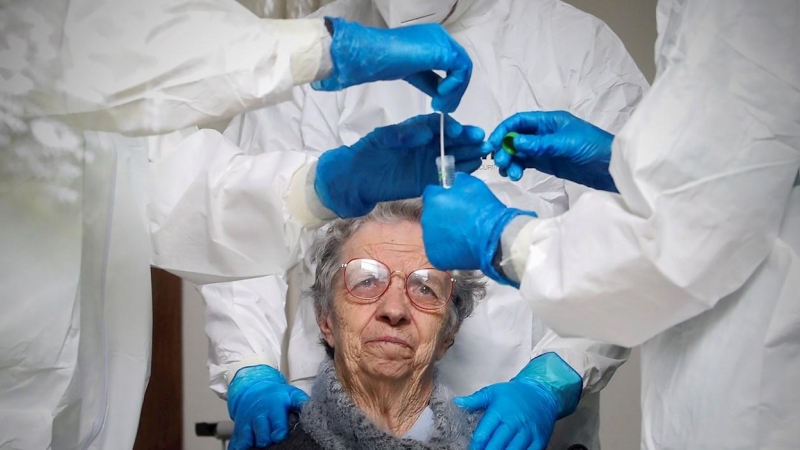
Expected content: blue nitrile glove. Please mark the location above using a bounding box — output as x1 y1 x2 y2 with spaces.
312 17 472 113
484 111 617 191
227 365 309 450
456 353 583 450
421 172 535 285
315 113 484 218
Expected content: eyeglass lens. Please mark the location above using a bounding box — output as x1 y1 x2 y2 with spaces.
343 258 452 309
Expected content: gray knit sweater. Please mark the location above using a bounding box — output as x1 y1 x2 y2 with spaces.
268 360 480 450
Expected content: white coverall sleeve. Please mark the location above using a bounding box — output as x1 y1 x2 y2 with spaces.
37 0 330 135
203 276 288 398
149 128 327 285
179 89 338 395
152 86 343 395
207 84 348 393
511 1 800 347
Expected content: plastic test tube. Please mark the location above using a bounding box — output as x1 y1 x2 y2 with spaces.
436 155 456 188
437 112 455 188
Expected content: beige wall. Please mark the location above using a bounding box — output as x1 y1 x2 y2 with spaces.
564 0 657 83
182 1 658 449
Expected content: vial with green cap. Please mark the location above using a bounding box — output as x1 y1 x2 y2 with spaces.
502 132 519 155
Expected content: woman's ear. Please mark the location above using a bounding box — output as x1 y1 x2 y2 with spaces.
435 325 459 361
318 313 336 349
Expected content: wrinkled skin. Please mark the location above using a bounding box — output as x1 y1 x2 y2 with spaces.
318 221 456 434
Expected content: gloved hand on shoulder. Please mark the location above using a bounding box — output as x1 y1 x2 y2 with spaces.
227 365 309 450
456 353 582 450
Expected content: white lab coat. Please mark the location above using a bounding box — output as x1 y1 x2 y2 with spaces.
0 0 330 448
150 0 648 447
502 0 800 448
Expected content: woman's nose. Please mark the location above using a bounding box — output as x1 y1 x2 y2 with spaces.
375 277 412 326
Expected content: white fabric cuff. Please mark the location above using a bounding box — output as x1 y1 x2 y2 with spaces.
499 216 540 283
286 160 338 227
224 355 278 386
268 18 330 85
316 28 333 80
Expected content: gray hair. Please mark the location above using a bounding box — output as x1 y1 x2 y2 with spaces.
307 199 486 358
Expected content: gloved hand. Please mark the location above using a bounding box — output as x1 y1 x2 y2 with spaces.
456 353 583 450
227 365 309 450
421 173 535 284
484 111 617 192
315 113 484 218
312 17 472 113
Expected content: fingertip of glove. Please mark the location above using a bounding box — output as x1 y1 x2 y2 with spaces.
228 436 247 450
470 435 489 450
272 429 288 442
486 124 509 145
466 126 485 141
291 390 310 407
493 149 510 168
444 117 464 137
508 164 523 181
437 74 462 96
432 99 455 115
310 79 330 91
454 392 487 411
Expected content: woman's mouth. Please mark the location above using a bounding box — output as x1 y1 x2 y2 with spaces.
369 336 411 348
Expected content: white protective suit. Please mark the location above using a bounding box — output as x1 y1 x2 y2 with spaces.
0 0 332 448
149 0 649 447
498 0 800 448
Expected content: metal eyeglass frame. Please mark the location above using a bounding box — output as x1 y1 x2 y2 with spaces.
339 258 455 311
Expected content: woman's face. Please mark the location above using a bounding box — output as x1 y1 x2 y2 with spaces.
319 220 455 382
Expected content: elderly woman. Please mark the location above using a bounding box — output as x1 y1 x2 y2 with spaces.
270 199 486 449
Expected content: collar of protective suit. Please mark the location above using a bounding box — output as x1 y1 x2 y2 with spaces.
307 0 500 33
443 0 497 28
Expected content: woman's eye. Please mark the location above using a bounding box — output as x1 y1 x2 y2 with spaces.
417 284 438 298
355 277 378 289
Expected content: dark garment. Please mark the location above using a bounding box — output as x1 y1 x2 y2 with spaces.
264 359 480 450
267 414 321 450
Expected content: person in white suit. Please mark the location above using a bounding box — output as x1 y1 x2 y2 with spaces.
0 0 477 447
420 0 800 448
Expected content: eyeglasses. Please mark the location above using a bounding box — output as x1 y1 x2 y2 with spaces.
339 258 455 311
